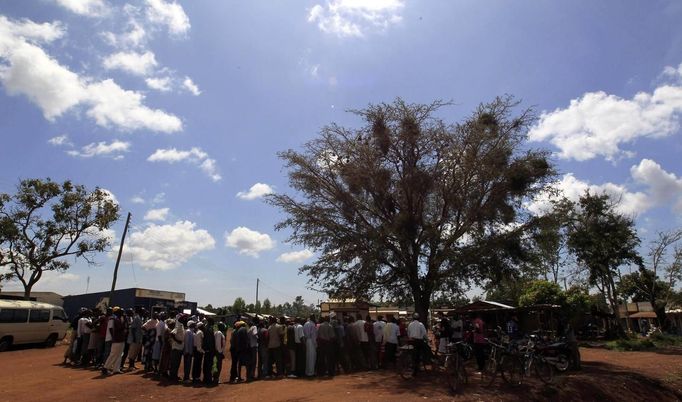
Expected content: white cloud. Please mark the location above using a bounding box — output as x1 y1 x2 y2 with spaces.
67 140 130 158
0 16 182 133
276 249 314 263
118 220 215 270
147 147 206 162
630 159 682 213
237 183 274 200
225 227 275 257
147 147 221 181
146 0 190 36
102 19 147 49
529 64 682 161
103 51 158 76
54 0 108 17
145 76 172 92
526 173 648 217
199 158 221 182
527 158 682 217
182 76 200 96
48 134 70 146
130 195 146 204
85 79 183 132
308 0 405 38
144 207 170 221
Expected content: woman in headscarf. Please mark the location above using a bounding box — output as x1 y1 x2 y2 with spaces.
158 318 174 377
142 313 159 372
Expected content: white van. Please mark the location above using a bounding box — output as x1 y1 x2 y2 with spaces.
0 300 69 351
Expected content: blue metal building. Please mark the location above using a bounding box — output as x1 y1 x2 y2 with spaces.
62 287 197 318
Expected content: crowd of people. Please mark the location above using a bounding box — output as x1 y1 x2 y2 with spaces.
62 305 479 383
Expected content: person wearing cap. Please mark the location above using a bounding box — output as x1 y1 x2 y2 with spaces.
102 307 126 375
407 313 427 376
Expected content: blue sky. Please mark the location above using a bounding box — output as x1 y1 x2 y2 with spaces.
1 0 682 307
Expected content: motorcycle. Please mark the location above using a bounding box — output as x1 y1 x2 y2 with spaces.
533 337 572 372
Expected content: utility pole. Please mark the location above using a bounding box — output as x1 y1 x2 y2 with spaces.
109 212 131 307
255 278 260 313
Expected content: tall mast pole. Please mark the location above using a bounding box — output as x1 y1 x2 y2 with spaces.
109 212 131 306
256 278 260 313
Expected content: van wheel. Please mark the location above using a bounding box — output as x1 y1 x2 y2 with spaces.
44 334 58 348
0 337 12 352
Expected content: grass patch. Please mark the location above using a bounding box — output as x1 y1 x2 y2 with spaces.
605 338 656 351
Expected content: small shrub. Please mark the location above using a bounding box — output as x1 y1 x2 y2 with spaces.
605 338 655 351
651 333 682 347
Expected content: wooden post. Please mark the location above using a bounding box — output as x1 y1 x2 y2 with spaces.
109 212 131 307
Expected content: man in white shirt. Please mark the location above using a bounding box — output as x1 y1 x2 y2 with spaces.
214 324 226 383
294 318 306 377
76 309 92 365
247 319 259 381
373 316 386 368
407 313 428 376
192 323 205 383
383 315 400 367
303 315 318 376
355 314 369 369
169 320 184 381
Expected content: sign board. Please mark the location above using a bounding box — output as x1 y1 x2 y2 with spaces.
135 288 185 303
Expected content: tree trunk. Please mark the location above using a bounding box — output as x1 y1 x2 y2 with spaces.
412 286 432 328
23 284 32 300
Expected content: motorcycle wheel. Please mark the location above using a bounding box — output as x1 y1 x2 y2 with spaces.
555 354 570 372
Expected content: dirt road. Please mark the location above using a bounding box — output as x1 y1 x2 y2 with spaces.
0 346 680 401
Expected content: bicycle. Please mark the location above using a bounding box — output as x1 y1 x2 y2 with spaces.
396 341 431 380
481 337 514 386
443 341 471 393
501 336 554 386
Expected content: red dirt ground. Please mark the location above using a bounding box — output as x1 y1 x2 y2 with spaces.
0 345 681 402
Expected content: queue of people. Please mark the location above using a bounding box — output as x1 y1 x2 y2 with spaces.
62 306 432 384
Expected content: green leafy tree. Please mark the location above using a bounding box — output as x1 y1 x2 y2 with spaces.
262 298 272 314
484 275 533 306
564 285 591 319
518 280 566 307
0 178 119 299
564 192 642 336
619 229 682 329
232 297 246 314
269 97 554 319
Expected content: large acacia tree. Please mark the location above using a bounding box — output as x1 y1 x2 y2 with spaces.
0 178 119 299
269 97 554 320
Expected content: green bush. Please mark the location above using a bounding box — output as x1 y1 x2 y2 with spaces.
605 338 655 351
651 333 682 347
